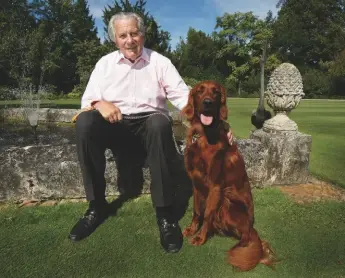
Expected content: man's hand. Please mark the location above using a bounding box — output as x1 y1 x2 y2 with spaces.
227 129 234 146
94 101 122 123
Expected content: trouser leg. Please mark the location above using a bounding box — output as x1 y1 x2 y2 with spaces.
76 110 181 208
143 113 178 208
76 110 146 202
76 110 109 202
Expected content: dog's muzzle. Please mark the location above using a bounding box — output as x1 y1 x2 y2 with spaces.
202 98 213 110
200 98 215 126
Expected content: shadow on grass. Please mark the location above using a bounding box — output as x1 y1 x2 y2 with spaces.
107 153 192 221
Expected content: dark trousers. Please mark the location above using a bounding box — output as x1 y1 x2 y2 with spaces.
75 110 181 208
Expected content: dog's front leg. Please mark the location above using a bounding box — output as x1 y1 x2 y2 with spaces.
183 187 203 237
190 185 221 246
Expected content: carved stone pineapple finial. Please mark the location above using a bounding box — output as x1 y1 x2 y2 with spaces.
263 63 305 132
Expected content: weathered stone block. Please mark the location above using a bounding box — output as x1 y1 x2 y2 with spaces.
0 145 152 201
1 108 78 123
249 129 312 186
0 129 312 201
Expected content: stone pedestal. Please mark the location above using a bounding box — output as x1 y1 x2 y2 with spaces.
249 129 312 186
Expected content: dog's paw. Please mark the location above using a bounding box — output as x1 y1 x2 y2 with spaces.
183 227 197 237
190 235 206 246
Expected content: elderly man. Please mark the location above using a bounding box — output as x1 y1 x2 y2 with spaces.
69 12 233 253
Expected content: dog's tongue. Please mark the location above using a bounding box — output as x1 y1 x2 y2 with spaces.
200 114 213 125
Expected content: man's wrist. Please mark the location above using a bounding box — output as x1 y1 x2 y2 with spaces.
91 100 101 109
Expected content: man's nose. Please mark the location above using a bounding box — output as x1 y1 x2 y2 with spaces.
126 35 134 42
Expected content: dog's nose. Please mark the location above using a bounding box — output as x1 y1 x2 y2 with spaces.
203 98 213 106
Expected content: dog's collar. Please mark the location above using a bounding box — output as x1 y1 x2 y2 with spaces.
192 133 201 144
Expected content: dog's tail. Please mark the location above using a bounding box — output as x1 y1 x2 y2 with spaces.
227 228 277 271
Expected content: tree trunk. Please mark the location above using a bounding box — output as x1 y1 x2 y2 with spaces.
238 81 241 97
259 41 267 110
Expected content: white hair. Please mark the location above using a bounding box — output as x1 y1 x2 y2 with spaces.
108 12 145 42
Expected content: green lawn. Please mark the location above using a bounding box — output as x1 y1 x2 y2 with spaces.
1 190 345 278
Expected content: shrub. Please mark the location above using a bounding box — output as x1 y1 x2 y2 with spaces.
0 86 21 100
183 77 200 88
303 69 331 98
67 84 85 99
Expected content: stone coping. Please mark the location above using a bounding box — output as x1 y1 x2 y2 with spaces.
1 108 183 123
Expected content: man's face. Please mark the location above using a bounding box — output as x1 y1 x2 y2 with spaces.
114 18 144 62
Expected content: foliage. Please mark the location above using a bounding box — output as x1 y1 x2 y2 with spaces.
273 0 345 68
182 77 200 88
0 87 22 101
172 28 226 87
214 11 281 96
67 84 84 99
215 11 258 94
1 0 345 99
326 50 345 96
303 69 331 98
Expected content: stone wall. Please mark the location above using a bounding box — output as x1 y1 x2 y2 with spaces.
1 108 79 123
0 108 312 202
1 108 183 124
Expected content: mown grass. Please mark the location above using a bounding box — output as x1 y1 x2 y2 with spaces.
1 189 345 278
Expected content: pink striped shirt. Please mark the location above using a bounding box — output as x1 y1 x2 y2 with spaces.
81 47 189 115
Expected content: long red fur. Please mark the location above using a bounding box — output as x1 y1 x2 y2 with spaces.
182 80 277 271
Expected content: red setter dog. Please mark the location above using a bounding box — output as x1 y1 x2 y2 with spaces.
182 80 276 271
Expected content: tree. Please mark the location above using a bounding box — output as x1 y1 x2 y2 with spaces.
273 0 345 69
102 0 171 55
216 11 280 97
216 12 259 96
250 11 280 128
171 28 225 84
324 50 345 97
0 0 36 87
70 0 101 91
70 0 98 43
28 0 100 93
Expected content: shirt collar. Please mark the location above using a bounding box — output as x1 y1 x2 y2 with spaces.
116 47 150 64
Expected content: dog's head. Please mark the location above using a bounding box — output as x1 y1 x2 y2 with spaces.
182 80 228 126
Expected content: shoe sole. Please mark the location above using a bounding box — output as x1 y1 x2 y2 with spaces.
68 234 82 242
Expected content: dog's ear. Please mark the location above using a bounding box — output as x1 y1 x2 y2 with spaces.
182 86 196 121
219 85 228 121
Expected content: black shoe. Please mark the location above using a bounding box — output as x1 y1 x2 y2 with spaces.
68 205 108 242
157 217 183 253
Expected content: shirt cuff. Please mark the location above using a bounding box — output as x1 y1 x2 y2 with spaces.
91 100 100 108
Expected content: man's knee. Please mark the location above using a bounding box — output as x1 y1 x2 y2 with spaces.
146 114 172 134
76 110 103 135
